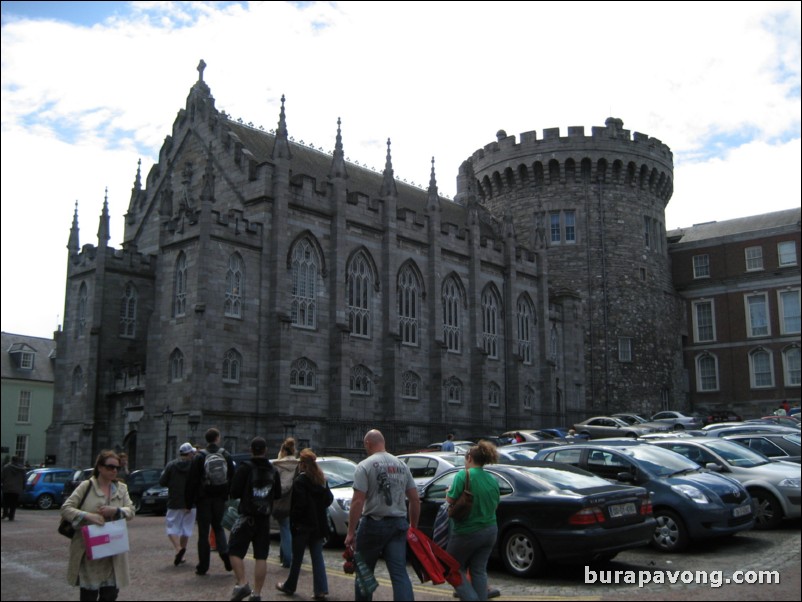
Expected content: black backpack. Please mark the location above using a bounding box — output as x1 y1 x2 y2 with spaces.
247 462 274 517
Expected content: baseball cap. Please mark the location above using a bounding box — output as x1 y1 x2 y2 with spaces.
179 442 195 455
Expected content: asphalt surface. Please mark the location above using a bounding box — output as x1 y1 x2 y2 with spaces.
1 509 800 601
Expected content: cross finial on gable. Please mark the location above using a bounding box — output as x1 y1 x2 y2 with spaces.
197 59 207 81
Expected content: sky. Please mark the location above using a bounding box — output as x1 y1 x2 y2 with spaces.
1 1 800 339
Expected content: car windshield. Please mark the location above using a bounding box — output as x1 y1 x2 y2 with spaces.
517 465 614 491
702 439 771 467
616 415 647 425
783 434 800 445
320 459 356 487
618 445 700 477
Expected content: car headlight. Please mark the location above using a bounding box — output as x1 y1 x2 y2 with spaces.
336 498 351 512
779 478 800 488
670 484 709 504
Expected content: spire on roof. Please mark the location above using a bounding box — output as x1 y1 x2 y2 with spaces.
272 94 292 160
97 188 110 246
133 158 142 192
68 201 80 255
329 117 348 180
426 157 440 213
380 138 397 198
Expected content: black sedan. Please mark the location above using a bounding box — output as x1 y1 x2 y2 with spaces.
125 468 163 513
416 462 655 577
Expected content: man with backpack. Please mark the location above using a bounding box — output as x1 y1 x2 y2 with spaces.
185 427 235 576
228 436 282 602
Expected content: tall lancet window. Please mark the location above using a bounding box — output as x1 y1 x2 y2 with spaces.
120 283 137 338
398 264 420 346
443 277 462 352
225 253 243 318
174 252 187 317
291 239 318 328
347 252 372 338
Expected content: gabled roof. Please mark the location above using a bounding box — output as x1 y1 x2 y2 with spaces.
667 208 801 245
1 331 56 383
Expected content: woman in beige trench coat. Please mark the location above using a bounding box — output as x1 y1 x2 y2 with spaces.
61 450 135 601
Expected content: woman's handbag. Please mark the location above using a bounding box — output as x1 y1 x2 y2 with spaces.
447 469 473 522
58 480 92 539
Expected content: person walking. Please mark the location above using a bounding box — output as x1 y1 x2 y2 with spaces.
160 442 196 566
185 427 235 576
60 450 135 601
228 436 281 602
446 441 500 601
1 455 26 521
441 434 456 452
345 429 420 602
276 449 333 600
273 437 300 569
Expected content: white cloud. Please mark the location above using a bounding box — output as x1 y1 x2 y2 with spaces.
1 0 800 338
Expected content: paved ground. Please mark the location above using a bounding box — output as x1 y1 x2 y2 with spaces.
1 509 800 600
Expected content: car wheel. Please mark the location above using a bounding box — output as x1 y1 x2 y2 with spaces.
651 509 688 552
36 494 56 510
131 494 142 513
501 527 545 577
751 490 783 530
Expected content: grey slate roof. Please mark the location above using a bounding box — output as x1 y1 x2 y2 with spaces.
667 208 801 244
1 331 56 383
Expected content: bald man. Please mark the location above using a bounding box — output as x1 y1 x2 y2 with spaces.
345 429 420 601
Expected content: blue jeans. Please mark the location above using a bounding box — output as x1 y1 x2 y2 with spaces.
278 516 292 567
281 526 328 595
447 524 497 601
354 516 413 602
195 497 229 573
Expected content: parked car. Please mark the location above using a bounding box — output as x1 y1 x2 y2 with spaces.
572 417 655 439
703 424 799 438
62 467 94 499
612 413 672 432
315 456 358 544
650 411 704 430
649 437 801 529
536 442 754 552
724 433 801 465
21 467 74 509
420 441 474 454
498 440 568 460
499 430 557 443
141 484 169 515
416 462 655 577
702 422 748 431
702 410 743 426
398 452 464 486
746 416 800 429
125 468 163 513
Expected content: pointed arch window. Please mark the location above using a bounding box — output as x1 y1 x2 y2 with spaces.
517 295 535 364
443 277 462 352
291 239 318 329
488 382 501 408
347 252 372 338
77 282 88 336
225 253 243 318
482 288 500 359
120 282 137 338
72 365 83 395
350 365 373 396
398 265 420 346
445 377 463 404
170 349 184 382
174 253 187 317
222 349 242 383
290 357 317 390
401 370 421 400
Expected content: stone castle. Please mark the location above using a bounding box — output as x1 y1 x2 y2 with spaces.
47 61 684 468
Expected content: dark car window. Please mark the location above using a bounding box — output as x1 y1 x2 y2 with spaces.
661 444 715 466
543 448 582 466
744 437 785 457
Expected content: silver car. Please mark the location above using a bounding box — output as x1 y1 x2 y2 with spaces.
651 438 801 529
650 411 703 431
572 416 655 439
316 456 358 543
398 452 465 486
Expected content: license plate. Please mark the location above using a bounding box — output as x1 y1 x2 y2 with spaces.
609 502 636 518
733 504 752 518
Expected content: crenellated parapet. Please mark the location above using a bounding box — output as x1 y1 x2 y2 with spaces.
68 243 155 276
459 117 674 206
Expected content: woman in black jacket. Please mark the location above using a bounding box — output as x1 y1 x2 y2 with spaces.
276 449 333 601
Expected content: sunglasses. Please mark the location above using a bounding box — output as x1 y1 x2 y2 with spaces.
102 464 120 470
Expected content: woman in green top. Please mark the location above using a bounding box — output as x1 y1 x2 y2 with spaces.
446 441 500 601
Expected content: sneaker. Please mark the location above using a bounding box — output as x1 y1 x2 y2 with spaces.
487 587 501 599
174 548 186 566
275 582 294 595
230 583 252 602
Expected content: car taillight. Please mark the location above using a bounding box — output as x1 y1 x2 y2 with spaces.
640 496 653 516
569 507 606 525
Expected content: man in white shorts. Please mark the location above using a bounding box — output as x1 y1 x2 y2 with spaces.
160 442 197 566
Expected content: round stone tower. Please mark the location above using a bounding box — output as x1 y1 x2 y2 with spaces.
456 117 685 415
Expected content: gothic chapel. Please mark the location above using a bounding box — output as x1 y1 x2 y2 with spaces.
48 61 683 468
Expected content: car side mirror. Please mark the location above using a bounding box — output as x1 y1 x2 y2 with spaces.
705 462 723 472
616 471 635 483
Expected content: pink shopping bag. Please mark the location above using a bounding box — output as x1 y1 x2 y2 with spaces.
81 520 130 560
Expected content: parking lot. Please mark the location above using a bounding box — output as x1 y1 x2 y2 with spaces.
1 509 799 600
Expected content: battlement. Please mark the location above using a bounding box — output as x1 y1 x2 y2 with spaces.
69 243 155 275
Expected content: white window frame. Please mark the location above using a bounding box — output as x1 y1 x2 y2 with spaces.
564 210 576 243
20 352 34 370
745 293 770 338
693 255 710 279
778 241 797 267
749 348 775 389
783 346 801 386
744 246 763 272
550 213 561 243
692 299 716 343
15 435 29 462
17 390 31 423
778 289 801 335
696 353 719 392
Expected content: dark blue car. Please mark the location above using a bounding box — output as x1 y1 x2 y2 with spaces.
536 443 754 552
